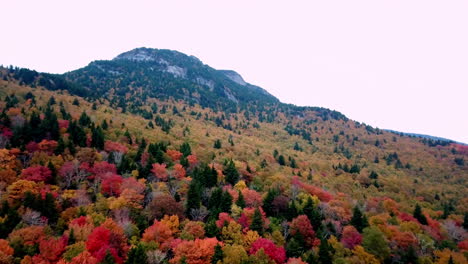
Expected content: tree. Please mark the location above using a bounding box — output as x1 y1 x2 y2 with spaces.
250 208 264 235
463 212 468 230
148 194 184 220
213 139 222 149
21 165 52 182
318 239 333 264
170 238 219 264
152 163 168 181
236 191 246 208
224 159 239 185
142 221 174 252
186 181 201 218
180 142 192 157
249 238 286 264
350 206 369 232
413 204 428 225
341 226 362 249
125 243 147 264
91 125 105 150
362 226 390 261
289 215 315 247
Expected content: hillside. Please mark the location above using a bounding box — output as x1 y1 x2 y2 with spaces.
0 48 466 263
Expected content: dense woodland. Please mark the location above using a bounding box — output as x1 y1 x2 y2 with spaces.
0 49 466 264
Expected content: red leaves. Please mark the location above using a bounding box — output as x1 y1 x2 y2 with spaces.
104 141 128 153
291 176 333 202
249 238 286 264
38 236 68 262
86 224 128 264
216 213 234 229
289 215 315 247
152 163 168 181
91 161 117 179
21 165 52 182
101 173 123 197
341 225 362 249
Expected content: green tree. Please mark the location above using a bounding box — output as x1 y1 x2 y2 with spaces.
186 181 201 218
318 239 333 264
213 139 222 149
250 207 264 235
125 243 147 264
413 204 428 225
236 191 246 208
362 226 390 261
180 142 192 157
350 206 369 232
223 159 239 185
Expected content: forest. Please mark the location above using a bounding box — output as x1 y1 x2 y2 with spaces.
0 55 466 264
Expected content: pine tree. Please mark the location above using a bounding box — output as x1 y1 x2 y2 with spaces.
220 191 233 213
350 206 369 232
186 181 201 218
180 142 192 157
213 139 222 149
303 197 322 230
91 125 105 150
318 239 333 264
413 204 428 225
463 212 468 230
101 250 116 264
236 191 246 208
126 243 147 264
263 188 279 216
211 244 223 264
250 207 264 235
223 159 239 185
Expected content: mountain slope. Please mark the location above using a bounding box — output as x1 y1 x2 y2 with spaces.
0 49 466 263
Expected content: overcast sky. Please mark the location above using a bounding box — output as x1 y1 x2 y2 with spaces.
1 1 467 143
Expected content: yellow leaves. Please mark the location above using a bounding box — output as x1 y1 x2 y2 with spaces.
349 246 380 264
222 244 248 264
161 215 180 235
434 248 466 264
400 221 421 234
0 149 17 171
221 222 243 245
242 230 260 250
6 180 38 206
62 190 76 200
234 180 247 191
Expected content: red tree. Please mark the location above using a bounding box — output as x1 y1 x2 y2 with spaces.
341 225 362 249
21 166 52 183
249 238 286 264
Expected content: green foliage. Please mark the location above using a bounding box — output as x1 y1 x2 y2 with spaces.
350 206 369 232
223 159 239 185
413 204 428 225
362 226 390 260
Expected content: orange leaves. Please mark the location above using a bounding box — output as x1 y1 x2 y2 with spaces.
172 164 186 179
167 149 183 161
142 220 174 251
38 236 67 262
170 237 219 264
0 239 14 263
6 179 38 206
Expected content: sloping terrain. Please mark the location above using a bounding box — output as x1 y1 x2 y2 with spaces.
0 49 466 263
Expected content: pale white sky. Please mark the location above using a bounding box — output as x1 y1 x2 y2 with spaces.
1 1 467 143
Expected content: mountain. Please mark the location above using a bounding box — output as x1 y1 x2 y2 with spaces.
64 47 279 112
0 48 467 263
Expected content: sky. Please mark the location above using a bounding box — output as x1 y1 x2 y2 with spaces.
1 1 467 143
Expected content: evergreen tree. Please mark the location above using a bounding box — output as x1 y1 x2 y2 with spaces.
278 155 286 166
213 139 222 149
303 197 322 230
220 191 233 213
91 125 105 150
263 188 279 216
448 255 454 264
180 142 192 157
100 250 116 264
186 181 201 218
250 207 264 235
211 244 223 264
126 243 147 264
350 206 369 232
413 204 428 225
286 237 305 258
223 159 239 185
55 137 66 154
236 191 246 208
78 111 91 127
463 212 468 230
318 239 333 264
